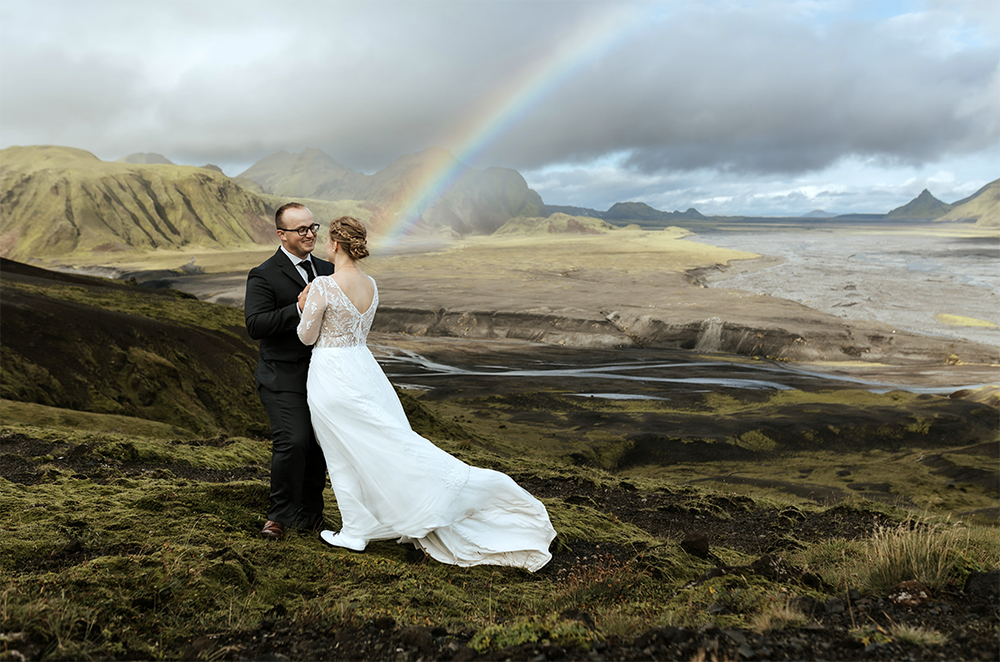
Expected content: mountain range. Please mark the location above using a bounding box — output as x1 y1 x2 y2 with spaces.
543 201 708 223
237 147 544 236
0 144 996 260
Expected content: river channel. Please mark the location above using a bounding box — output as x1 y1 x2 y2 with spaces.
368 335 992 401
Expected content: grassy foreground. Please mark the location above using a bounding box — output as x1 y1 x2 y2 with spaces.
2 399 998 660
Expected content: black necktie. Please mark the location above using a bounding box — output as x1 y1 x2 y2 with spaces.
300 259 316 283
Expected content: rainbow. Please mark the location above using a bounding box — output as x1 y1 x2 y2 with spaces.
375 4 652 248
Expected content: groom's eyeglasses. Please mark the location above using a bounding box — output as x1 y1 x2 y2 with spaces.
279 223 321 237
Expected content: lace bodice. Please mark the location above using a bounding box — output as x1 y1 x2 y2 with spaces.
297 276 378 349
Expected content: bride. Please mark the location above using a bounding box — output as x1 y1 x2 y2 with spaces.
296 216 556 572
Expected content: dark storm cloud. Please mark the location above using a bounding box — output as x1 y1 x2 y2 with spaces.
479 4 998 176
0 0 996 213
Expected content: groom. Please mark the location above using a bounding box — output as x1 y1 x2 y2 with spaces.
245 202 334 539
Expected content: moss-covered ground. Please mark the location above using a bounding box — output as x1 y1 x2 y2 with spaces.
2 395 998 660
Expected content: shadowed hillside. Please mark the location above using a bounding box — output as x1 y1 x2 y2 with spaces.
0 146 276 260
0 258 267 436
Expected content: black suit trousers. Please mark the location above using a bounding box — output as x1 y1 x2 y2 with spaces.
257 382 327 528
245 248 333 528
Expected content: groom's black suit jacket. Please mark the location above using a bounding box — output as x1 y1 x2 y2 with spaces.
245 248 335 393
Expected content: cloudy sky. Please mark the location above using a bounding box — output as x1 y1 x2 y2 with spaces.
1 0 997 216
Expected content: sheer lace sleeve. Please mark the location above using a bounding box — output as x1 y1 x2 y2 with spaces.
297 277 329 346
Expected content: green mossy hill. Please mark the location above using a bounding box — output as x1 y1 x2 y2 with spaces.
240 147 545 235
494 213 617 236
939 178 1000 227
886 189 953 220
0 145 275 260
2 423 998 661
0 259 267 436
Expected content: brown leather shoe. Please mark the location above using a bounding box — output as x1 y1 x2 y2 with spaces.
260 520 286 540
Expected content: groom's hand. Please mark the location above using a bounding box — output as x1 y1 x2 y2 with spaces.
297 284 311 312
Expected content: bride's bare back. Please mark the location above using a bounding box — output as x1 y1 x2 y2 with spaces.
332 268 375 315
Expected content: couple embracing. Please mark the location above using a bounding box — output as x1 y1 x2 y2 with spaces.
244 203 555 572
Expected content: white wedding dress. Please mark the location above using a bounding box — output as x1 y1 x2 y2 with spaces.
297 275 555 572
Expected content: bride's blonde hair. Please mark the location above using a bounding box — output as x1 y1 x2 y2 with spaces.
328 216 369 260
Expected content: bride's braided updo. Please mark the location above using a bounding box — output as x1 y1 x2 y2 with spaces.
328 216 369 260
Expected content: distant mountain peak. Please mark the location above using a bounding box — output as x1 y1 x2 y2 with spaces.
603 201 705 222
886 188 952 220
542 201 705 224
117 152 174 165
298 147 339 163
237 149 354 196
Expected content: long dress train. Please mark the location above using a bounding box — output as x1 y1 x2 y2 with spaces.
297 275 555 571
